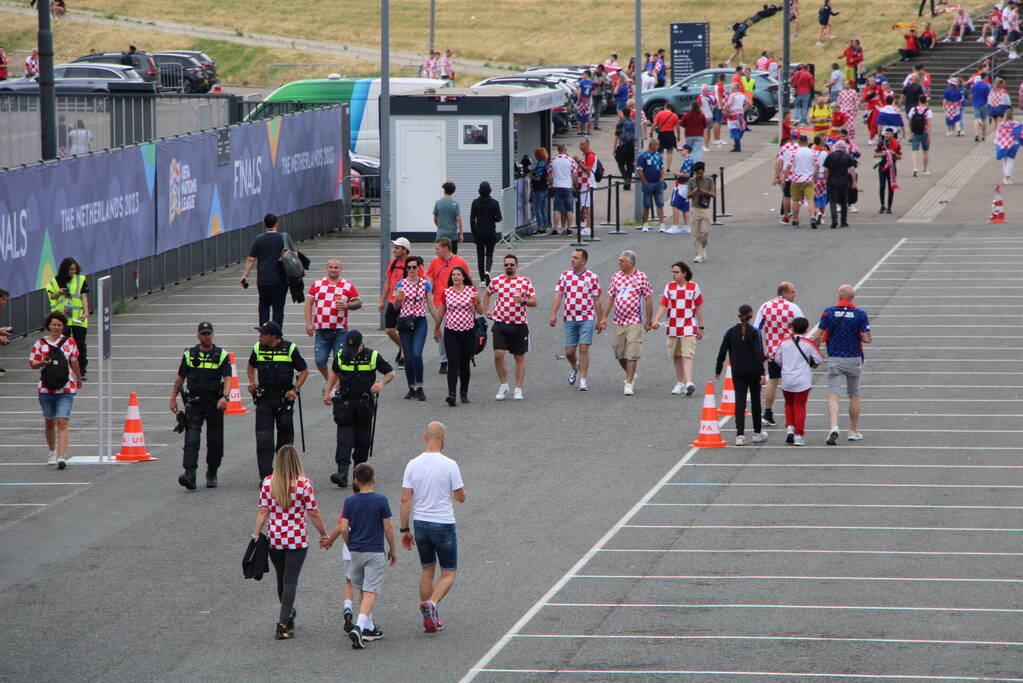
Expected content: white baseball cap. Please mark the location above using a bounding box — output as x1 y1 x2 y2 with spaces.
391 237 412 250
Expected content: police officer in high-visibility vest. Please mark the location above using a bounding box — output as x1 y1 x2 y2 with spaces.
170 321 232 490
323 329 394 487
45 257 90 381
247 321 309 480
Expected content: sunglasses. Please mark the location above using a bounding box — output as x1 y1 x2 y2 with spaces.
407 265 419 270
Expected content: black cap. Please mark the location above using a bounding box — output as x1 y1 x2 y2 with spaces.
197 321 214 334
344 329 363 349
255 321 282 336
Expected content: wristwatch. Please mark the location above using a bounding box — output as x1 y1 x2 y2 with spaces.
399 527 410 533
699 326 705 329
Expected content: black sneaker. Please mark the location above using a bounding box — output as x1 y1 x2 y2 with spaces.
0 366 6 377
762 409 776 426
415 387 426 401
362 627 384 642
330 472 348 488
349 625 365 649
343 608 354 633
287 608 296 632
404 388 416 399
205 474 218 488
275 622 292 640
178 472 197 491
791 222 800 228
460 393 470 404
439 362 448 374
826 429 840 446
446 393 457 407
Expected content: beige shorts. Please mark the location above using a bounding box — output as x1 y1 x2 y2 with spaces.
612 323 644 360
666 335 697 358
791 180 814 203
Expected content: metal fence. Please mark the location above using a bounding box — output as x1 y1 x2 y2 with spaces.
158 63 185 93
0 93 233 168
0 200 344 340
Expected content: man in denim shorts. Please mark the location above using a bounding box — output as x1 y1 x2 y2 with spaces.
549 249 604 391
400 422 466 633
812 284 872 445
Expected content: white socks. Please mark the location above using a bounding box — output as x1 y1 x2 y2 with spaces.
356 613 371 630
344 599 353 611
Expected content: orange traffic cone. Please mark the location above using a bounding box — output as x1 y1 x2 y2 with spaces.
691 381 728 449
114 392 157 462
990 185 1007 223
717 361 749 418
225 352 249 415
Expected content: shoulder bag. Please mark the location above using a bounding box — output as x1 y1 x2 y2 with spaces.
279 232 305 279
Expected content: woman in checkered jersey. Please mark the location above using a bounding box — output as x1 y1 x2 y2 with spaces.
252 444 328 640
434 266 484 406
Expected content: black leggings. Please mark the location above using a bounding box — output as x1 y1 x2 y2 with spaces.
732 375 763 436
443 328 475 396
878 168 895 208
69 324 87 374
475 237 496 281
268 546 307 625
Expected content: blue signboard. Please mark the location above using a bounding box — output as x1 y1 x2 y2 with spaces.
670 22 710 83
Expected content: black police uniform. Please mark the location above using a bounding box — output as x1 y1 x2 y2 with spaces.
331 346 393 486
249 339 307 478
177 344 231 477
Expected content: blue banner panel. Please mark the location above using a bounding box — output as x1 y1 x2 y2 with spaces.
0 144 158 299
156 106 344 252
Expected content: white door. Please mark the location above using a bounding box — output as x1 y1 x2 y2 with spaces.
396 120 446 235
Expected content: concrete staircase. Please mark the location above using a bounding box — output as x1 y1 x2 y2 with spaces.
880 39 1023 88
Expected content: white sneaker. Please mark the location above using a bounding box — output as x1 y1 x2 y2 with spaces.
633 223 645 230
47 452 57 466
849 205 858 213
735 435 746 446
752 432 768 443
568 369 578 385
495 384 510 401
921 171 930 176
624 383 635 396
671 382 685 395
912 168 918 177
680 224 691 233
641 225 651 232
793 435 805 446
666 225 682 234
578 378 589 391
847 431 864 441
694 254 704 263
580 228 592 237
659 224 669 233
513 387 524 400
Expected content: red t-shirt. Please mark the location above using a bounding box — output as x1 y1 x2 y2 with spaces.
843 48 857 67
384 257 406 304
791 70 815 95
425 254 469 306
653 109 679 132
904 33 919 51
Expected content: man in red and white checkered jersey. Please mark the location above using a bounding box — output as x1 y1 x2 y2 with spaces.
651 260 704 396
483 254 538 401
549 248 604 391
304 258 362 383
754 281 804 426
602 250 652 396
774 136 800 223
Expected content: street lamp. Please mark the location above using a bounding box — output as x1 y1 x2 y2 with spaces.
634 0 643 222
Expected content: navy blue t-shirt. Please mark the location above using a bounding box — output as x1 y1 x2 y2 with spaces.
818 304 870 358
342 492 392 553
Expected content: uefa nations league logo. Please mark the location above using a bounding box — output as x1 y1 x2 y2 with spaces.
168 158 197 223
168 159 182 223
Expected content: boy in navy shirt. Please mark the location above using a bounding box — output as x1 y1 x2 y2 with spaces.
322 463 396 649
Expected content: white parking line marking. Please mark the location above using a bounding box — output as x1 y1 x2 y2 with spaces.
623 525 1023 531
685 464 1023 469
597 549 1023 557
645 503 1023 509
0 482 89 486
664 482 1023 488
546 602 1023 613
477 668 1023 680
573 574 1023 583
0 503 46 507
512 634 1023 646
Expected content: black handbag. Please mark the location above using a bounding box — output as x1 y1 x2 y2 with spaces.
279 232 305 279
397 316 416 333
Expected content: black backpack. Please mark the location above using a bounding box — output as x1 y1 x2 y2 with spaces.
40 336 70 390
594 158 605 183
909 109 926 135
472 316 488 356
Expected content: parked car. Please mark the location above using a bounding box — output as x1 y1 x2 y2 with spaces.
0 63 155 93
348 150 379 199
152 52 210 92
471 75 575 134
71 51 160 83
159 50 218 83
640 68 779 124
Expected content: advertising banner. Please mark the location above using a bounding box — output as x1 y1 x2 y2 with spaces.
0 144 158 299
670 22 710 83
156 106 345 252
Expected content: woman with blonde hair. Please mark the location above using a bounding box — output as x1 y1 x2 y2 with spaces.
251 444 327 640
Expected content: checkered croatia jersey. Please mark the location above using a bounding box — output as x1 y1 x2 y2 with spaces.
555 269 602 322
660 281 703 337
259 476 318 550
609 270 653 325
307 277 359 330
487 275 535 325
754 296 804 355
443 286 478 331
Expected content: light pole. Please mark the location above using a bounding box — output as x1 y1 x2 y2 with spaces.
36 0 56 160
634 0 643 222
379 0 392 328
781 0 791 140
429 0 436 54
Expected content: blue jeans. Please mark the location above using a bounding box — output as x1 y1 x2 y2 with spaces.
313 328 347 369
641 182 664 209
532 188 550 228
685 136 704 163
413 520 458 570
398 316 428 387
794 93 811 124
38 392 74 420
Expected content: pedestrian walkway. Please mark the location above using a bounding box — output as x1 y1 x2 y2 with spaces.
462 236 1023 681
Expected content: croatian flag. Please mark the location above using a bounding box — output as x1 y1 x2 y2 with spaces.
876 105 904 133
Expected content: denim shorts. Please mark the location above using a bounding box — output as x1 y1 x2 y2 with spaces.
563 319 595 347
909 133 930 151
712 108 723 124
974 104 989 120
38 392 74 420
552 187 575 213
641 182 665 209
413 520 458 570
314 328 347 368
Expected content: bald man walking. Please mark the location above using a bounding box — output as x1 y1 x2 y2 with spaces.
400 422 466 633
812 285 872 444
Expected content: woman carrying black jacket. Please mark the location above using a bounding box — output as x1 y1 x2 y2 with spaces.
715 304 767 445
469 181 503 285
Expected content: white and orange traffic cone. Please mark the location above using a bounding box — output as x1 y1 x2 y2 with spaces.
691 381 728 449
114 392 157 462
990 185 1007 224
225 352 249 415
717 362 749 418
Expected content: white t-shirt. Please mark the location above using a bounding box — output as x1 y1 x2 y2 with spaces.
829 69 843 93
772 336 824 393
402 451 464 524
641 71 656 92
549 154 576 189
786 146 818 183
